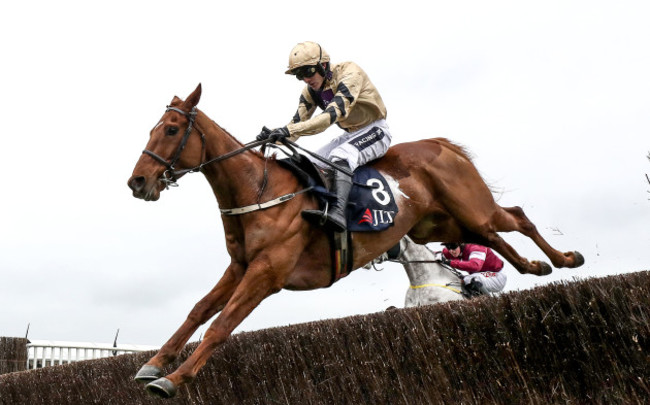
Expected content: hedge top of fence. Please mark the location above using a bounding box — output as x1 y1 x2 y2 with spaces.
0 271 648 405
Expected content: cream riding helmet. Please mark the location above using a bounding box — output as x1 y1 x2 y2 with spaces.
285 41 330 80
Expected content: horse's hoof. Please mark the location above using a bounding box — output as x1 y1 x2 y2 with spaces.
134 365 162 384
572 251 585 267
146 377 178 399
539 262 552 276
530 261 552 276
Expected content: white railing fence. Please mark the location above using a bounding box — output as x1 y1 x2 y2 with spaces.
26 340 158 370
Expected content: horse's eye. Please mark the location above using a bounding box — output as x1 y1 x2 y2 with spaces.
166 126 179 136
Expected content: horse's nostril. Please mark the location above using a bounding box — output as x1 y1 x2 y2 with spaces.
129 176 146 192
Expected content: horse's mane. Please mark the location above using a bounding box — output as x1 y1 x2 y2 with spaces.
198 110 267 159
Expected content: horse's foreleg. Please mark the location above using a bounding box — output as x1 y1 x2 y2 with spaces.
134 262 244 383
144 257 288 398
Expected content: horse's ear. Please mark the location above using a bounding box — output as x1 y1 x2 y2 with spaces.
184 83 202 109
169 96 183 106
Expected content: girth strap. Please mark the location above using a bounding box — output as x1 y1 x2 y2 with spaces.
329 230 353 286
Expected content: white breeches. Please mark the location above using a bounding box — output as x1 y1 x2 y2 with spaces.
464 271 507 294
314 119 392 171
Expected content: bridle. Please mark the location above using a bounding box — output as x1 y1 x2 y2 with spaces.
140 106 310 215
142 105 271 188
142 105 354 191
142 106 204 188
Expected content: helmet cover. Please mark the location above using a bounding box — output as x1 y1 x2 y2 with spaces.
286 41 330 74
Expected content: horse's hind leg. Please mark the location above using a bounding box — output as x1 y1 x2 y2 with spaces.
134 262 244 383
488 206 584 275
483 231 552 276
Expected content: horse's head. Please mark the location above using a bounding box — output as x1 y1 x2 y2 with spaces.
128 84 204 201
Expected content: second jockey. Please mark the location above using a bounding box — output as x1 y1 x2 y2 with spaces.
441 242 508 297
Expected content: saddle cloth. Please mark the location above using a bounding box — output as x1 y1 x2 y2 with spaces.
277 157 399 232
346 166 398 232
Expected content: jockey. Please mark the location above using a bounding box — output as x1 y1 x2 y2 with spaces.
440 243 507 297
258 41 392 233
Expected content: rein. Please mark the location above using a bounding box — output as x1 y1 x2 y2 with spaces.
143 105 272 187
142 106 310 215
387 259 464 278
175 139 270 177
387 258 465 294
282 139 354 177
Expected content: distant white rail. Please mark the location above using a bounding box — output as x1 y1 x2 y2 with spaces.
26 340 158 369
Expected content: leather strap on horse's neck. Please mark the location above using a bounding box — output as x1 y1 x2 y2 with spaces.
219 186 313 216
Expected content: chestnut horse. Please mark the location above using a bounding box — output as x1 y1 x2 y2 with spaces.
127 84 583 398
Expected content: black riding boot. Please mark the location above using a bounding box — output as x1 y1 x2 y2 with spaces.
302 161 352 233
462 279 484 298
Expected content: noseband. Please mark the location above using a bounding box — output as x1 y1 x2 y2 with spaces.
142 106 205 188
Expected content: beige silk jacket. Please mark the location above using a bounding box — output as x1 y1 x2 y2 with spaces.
286 61 387 141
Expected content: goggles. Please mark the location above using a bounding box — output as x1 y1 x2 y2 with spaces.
292 65 318 81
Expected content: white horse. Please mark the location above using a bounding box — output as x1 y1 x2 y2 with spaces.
396 235 466 307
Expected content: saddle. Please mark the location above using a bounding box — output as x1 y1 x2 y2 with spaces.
276 150 399 285
277 152 399 231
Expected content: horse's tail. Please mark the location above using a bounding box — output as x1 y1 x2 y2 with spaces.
431 137 503 199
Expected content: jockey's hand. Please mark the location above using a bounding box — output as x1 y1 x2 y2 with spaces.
268 126 290 142
440 255 451 266
256 126 272 141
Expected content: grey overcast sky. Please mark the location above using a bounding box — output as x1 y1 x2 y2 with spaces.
1 1 649 346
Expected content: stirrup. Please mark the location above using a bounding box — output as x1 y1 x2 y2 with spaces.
323 211 347 233
302 212 346 233
301 209 328 226
302 201 329 226
301 208 346 233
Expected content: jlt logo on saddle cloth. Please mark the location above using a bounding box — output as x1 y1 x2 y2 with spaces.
346 167 398 232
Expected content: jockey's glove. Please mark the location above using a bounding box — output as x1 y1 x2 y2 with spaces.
257 126 290 143
256 126 272 141
440 255 451 266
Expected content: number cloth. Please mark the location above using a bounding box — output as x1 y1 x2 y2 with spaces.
346 166 398 232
